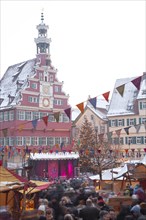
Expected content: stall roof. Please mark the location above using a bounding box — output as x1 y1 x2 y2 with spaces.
30 152 79 160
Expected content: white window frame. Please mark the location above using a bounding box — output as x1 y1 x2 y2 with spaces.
33 112 40 120
25 137 31 146
0 112 3 122
63 113 69 122
54 99 63 105
4 111 8 121
55 137 61 145
28 96 38 103
9 110 14 121
18 111 25 120
17 137 23 146
47 137 54 146
111 120 116 127
136 137 142 144
31 137 38 146
42 137 47 146
0 138 4 146
142 102 146 109
25 111 32 120
142 118 146 124
118 120 123 126
129 119 135 126
31 83 37 89
9 137 14 146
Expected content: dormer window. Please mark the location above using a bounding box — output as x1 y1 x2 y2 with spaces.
0 98 4 105
17 80 24 90
8 94 15 104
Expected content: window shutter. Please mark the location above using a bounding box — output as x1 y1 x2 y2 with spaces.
134 118 136 125
125 137 128 144
127 119 129 126
141 136 144 144
115 119 118 127
109 120 111 127
132 137 136 144
140 102 142 110
139 118 142 124
122 119 125 126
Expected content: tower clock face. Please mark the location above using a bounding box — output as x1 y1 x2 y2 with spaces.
42 98 50 107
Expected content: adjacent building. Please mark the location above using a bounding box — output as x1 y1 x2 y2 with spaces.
107 72 146 159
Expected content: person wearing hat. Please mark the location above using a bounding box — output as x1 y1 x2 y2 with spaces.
38 205 47 220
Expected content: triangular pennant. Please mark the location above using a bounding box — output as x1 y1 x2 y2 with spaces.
54 112 60 122
88 97 97 109
42 115 48 126
76 102 84 113
32 119 38 129
116 84 125 97
134 124 141 133
102 91 110 102
131 76 142 90
64 108 71 120
124 126 131 135
2 128 8 137
115 129 122 137
60 142 64 150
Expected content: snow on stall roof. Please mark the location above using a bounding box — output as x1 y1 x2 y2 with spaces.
30 152 79 160
107 77 138 117
0 59 36 108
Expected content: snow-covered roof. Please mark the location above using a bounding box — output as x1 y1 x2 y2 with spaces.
107 77 137 117
72 99 109 122
107 74 146 117
0 59 36 109
137 75 146 99
30 152 79 160
89 164 128 180
87 101 108 120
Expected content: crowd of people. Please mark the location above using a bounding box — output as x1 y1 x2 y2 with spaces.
0 179 146 220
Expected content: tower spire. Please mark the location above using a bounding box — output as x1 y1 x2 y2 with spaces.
34 12 51 55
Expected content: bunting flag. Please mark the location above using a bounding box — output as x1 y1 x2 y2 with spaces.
2 128 8 137
102 91 110 102
125 149 129 154
32 119 38 129
60 142 64 150
42 115 48 126
134 124 141 133
88 97 97 109
18 124 25 132
131 76 142 90
54 112 60 122
64 108 71 119
76 102 84 113
115 129 122 137
116 84 125 97
124 126 131 135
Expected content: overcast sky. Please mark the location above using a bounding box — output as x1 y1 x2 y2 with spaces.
1 0 146 107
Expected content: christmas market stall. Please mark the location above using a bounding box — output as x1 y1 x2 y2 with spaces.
29 152 79 179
